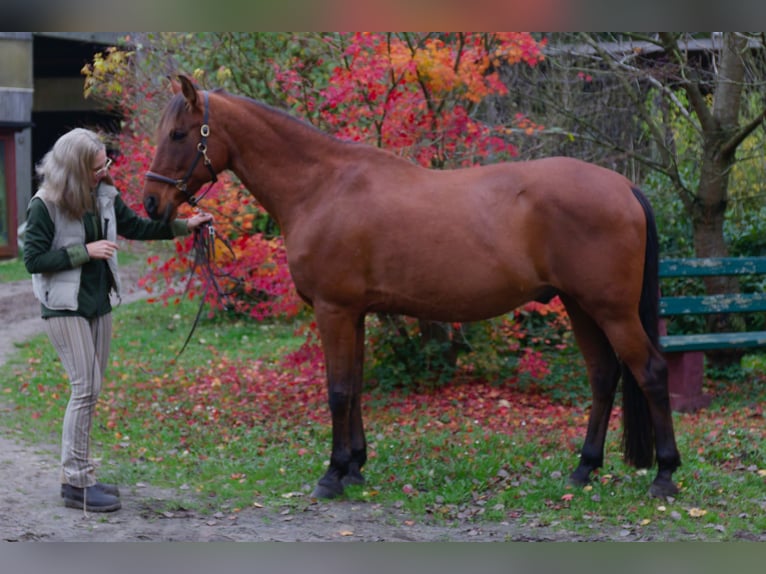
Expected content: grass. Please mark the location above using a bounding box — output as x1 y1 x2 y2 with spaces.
1 298 764 540
0 256 29 283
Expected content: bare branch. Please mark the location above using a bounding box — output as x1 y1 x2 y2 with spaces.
658 32 717 134
720 109 766 159
580 34 686 186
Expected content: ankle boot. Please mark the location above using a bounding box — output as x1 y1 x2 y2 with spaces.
61 482 120 498
61 484 122 512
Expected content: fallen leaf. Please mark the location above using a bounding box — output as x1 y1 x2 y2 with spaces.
339 530 354 536
281 491 303 499
688 508 707 518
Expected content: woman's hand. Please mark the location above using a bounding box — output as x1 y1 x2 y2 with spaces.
86 240 119 260
186 211 214 231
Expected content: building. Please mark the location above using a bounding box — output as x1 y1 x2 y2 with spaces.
0 32 125 259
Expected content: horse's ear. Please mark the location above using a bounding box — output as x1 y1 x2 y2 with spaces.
168 75 182 95
177 75 199 109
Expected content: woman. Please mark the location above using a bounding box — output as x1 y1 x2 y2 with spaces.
24 128 212 512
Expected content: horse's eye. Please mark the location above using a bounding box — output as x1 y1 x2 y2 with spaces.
170 129 187 141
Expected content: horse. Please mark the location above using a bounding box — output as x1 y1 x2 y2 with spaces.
143 75 680 499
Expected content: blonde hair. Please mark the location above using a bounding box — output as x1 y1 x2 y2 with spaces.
35 128 105 219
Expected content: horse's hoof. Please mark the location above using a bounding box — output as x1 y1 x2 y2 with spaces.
341 471 365 487
649 479 679 498
311 481 344 499
568 477 589 489
568 467 591 487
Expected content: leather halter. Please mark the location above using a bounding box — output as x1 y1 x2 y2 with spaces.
145 90 218 207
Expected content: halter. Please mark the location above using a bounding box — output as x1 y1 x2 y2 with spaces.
145 90 218 207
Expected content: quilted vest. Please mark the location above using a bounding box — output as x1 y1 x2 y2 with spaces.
30 182 122 310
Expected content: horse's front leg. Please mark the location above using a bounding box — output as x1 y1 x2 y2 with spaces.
311 304 367 499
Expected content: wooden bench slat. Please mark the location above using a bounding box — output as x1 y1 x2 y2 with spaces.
660 257 766 277
658 257 766 354
660 331 766 353
660 293 766 316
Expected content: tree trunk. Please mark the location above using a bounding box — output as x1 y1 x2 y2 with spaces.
687 32 749 366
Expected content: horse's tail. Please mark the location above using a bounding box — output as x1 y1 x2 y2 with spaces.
621 187 659 469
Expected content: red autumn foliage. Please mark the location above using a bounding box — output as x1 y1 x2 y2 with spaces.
274 32 545 168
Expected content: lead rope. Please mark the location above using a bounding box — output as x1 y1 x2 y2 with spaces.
175 222 240 359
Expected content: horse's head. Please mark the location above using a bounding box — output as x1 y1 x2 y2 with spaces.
143 75 222 222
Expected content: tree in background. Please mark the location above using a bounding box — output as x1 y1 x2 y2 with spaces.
272 33 543 167
509 33 766 260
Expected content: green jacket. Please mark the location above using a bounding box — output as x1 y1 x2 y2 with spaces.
24 183 189 318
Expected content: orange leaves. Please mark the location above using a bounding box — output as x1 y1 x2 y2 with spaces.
492 33 546 68
276 33 544 169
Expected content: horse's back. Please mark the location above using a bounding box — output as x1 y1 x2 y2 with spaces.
473 156 637 207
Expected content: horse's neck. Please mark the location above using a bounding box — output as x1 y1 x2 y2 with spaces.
224 98 340 229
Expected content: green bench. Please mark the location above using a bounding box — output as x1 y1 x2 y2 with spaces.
659 256 766 411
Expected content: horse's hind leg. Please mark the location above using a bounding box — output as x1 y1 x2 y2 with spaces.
562 297 621 486
601 317 681 497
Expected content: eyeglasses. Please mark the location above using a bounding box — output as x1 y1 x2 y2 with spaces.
94 157 112 176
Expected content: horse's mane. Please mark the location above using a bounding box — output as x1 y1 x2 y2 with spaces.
157 86 337 140
226 91 341 145
157 86 405 163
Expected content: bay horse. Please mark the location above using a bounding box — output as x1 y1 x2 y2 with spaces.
143 75 680 499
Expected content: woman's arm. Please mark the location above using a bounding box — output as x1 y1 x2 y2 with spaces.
115 194 213 239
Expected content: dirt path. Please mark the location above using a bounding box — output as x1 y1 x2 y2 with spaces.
0 258 644 542
1 429 551 542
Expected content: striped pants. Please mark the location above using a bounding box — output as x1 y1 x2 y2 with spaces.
44 313 112 488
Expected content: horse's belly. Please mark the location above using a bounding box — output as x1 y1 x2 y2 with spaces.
368 276 541 322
